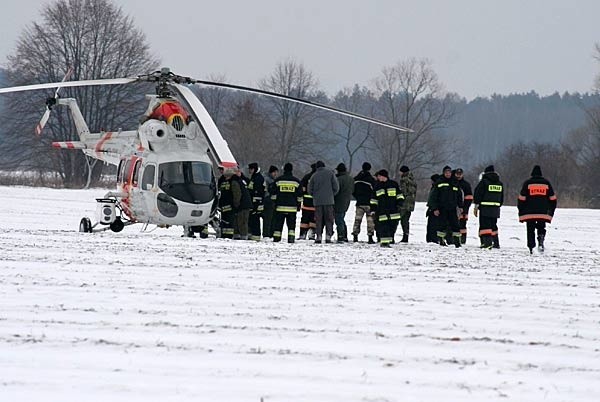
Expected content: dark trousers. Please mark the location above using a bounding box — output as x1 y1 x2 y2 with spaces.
526 220 546 249
262 199 274 237
300 208 316 232
436 209 460 241
315 205 335 240
377 217 395 245
234 209 250 238
426 210 437 242
249 211 262 240
334 211 348 240
273 212 297 242
479 215 498 246
220 210 235 238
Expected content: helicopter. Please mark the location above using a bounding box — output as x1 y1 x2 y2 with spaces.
0 68 411 235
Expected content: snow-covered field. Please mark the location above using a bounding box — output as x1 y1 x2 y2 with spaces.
0 186 599 402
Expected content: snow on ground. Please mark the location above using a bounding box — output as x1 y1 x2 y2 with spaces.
0 186 599 402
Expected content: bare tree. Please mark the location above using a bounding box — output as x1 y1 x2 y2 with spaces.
223 96 274 168
1 0 159 187
370 58 458 178
193 73 231 129
258 58 327 166
330 85 376 172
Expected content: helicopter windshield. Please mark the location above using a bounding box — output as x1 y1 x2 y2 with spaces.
158 161 215 204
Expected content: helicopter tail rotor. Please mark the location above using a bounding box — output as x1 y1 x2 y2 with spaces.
34 67 74 136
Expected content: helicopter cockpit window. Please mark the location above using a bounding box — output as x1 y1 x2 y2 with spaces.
141 164 156 190
158 161 215 204
117 160 124 183
122 160 132 184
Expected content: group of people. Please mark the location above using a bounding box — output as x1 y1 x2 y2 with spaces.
205 160 557 253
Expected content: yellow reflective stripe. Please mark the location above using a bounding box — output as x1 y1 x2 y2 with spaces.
452 187 458 191
273 231 282 237
378 215 388 221
370 199 378 205
390 213 401 220
376 189 385 196
481 201 501 206
387 189 397 197
287 230 295 236
252 197 263 201
257 205 264 211
436 231 446 238
221 205 232 212
276 206 297 213
297 197 303 202
304 194 313 198
396 194 405 199
437 183 449 188
380 237 393 244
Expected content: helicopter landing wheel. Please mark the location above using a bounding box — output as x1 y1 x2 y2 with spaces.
79 217 92 233
110 217 125 232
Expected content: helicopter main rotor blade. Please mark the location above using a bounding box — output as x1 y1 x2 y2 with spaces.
0 77 138 94
192 79 413 132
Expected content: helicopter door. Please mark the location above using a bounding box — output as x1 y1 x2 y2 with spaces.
137 163 158 221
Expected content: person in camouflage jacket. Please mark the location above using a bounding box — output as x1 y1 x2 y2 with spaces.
398 165 417 243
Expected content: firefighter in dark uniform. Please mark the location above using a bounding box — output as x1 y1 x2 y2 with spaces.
247 162 265 241
231 169 253 240
473 165 504 249
298 163 317 240
518 165 557 254
370 169 404 247
426 174 440 243
272 163 303 243
454 168 473 244
218 166 235 239
351 162 376 244
430 165 463 247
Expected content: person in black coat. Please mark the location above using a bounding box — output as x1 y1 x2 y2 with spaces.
351 162 377 243
455 168 473 244
473 165 504 249
518 165 557 253
429 165 464 247
272 163 303 243
370 169 404 247
247 162 265 241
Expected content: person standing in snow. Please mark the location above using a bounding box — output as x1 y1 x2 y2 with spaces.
308 161 339 244
398 165 417 243
473 165 504 249
517 165 557 254
333 163 354 243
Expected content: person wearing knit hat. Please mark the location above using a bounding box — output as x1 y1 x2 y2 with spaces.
454 168 473 244
271 162 302 243
351 161 377 244
430 165 463 247
399 165 417 243
473 165 504 249
298 163 318 240
334 162 354 242
262 165 280 238
247 163 265 241
372 166 404 247
517 165 557 254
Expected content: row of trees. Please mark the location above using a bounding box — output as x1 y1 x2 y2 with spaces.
0 0 598 207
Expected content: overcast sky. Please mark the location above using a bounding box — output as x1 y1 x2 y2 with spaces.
1 0 599 100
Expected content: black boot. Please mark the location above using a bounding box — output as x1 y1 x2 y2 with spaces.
438 237 447 246
492 235 500 249
368 235 375 244
353 234 359 243
461 233 467 244
479 235 492 249
454 236 461 248
298 228 307 240
400 234 408 243
537 234 545 252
